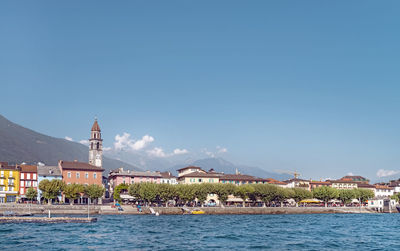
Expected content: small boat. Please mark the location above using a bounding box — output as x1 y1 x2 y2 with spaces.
191 209 205 215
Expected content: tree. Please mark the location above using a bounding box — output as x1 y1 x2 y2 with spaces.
312 186 339 207
64 184 85 205
354 188 374 207
338 189 355 207
291 188 313 207
85 184 105 204
139 183 158 205
114 183 129 203
254 184 278 207
157 184 176 207
214 184 235 207
26 187 38 202
176 184 196 206
193 184 211 207
38 179 65 204
274 187 293 207
234 184 255 207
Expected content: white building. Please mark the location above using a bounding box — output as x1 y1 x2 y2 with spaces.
159 171 178 185
374 185 394 198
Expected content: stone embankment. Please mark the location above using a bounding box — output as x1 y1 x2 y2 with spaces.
0 204 379 215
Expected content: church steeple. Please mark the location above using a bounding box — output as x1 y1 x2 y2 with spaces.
89 119 103 168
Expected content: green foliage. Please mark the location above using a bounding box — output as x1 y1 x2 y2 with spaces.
25 187 38 201
233 184 255 206
254 184 278 205
139 182 158 203
64 183 85 204
391 193 400 202
38 179 65 202
85 184 105 200
354 188 375 203
157 184 176 206
312 186 339 205
114 183 129 202
214 183 234 204
291 188 313 203
176 184 196 203
338 189 355 205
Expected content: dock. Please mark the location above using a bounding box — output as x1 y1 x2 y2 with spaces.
0 217 97 223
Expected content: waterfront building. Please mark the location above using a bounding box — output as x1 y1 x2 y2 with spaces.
373 185 394 198
283 178 310 190
309 181 331 190
329 179 359 189
159 171 178 185
19 164 38 200
59 160 104 186
340 175 369 184
177 170 221 184
108 167 161 194
37 165 62 202
219 173 264 185
264 178 288 187
177 166 205 177
0 162 20 203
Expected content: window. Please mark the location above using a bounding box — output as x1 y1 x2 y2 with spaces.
27 173 31 179
0 180 3 185
8 187 13 191
33 174 36 180
0 171 3 177
198 179 202 182
131 180 134 184
20 181 24 187
67 172 71 178
21 173 24 179
85 172 89 179
27 181 31 187
76 172 80 178
123 178 126 184
93 173 97 179
20 188 24 194
0 187 3 191
9 171 13 176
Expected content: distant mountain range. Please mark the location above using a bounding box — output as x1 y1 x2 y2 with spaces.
0 114 141 173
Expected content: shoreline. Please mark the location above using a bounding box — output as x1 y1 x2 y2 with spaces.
0 204 381 215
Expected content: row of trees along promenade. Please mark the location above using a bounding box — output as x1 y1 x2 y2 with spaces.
113 183 375 208
33 179 105 204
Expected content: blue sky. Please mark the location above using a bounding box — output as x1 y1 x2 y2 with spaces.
1 1 400 180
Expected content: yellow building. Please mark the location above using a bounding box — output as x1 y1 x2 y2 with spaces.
0 162 20 203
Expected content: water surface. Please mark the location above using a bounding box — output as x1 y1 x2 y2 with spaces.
1 214 400 250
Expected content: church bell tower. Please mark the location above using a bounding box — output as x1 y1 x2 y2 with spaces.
89 119 103 168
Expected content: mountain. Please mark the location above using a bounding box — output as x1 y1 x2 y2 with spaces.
0 114 141 173
165 158 292 180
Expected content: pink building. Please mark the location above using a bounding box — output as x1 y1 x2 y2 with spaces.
108 167 161 194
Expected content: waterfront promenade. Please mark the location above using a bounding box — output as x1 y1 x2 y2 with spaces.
0 204 377 215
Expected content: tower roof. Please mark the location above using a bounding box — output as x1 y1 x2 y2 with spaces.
91 119 101 132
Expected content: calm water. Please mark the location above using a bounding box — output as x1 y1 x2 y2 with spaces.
1 214 400 250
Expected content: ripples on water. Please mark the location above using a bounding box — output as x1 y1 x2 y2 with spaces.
1 214 400 250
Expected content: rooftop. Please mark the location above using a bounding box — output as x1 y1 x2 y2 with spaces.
37 166 62 176
59 160 104 172
91 119 101 132
176 166 204 172
20 165 37 173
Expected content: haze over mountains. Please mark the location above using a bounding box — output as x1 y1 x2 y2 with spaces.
0 114 291 180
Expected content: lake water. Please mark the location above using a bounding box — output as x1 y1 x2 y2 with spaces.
1 214 400 250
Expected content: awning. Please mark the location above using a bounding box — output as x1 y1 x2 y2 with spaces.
300 199 321 203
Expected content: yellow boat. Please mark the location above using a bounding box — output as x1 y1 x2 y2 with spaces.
191 209 205 215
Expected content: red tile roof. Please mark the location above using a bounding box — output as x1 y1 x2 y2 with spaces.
91 120 101 132
20 165 37 173
219 174 258 181
179 171 220 178
59 160 104 172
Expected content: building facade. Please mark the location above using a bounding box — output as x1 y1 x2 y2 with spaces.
37 165 62 202
0 162 20 203
88 119 103 168
59 160 104 186
19 164 38 200
159 172 178 185
108 168 162 194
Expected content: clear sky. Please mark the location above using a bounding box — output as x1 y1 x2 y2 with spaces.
1 1 400 180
